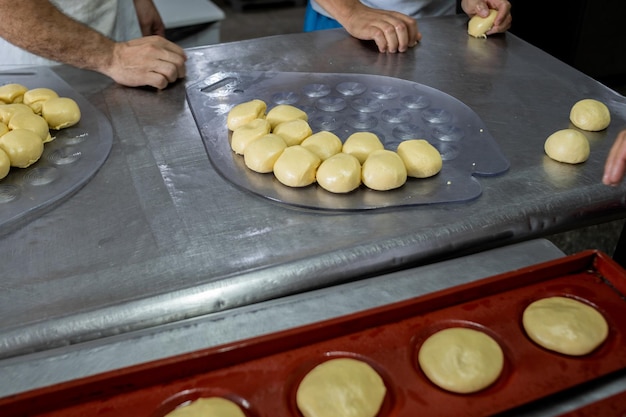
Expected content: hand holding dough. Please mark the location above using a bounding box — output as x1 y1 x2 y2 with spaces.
468 9 497 38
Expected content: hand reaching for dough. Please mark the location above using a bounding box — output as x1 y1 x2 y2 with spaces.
461 0 512 35
603 129 626 186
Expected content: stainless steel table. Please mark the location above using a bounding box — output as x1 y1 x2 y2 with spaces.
2 15 626 362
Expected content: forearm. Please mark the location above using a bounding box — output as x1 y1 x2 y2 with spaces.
311 0 363 25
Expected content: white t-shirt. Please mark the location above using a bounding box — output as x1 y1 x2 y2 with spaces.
0 0 142 69
311 0 456 20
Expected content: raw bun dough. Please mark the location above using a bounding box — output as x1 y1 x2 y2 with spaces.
273 118 312 146
301 131 343 161
0 103 34 125
342 132 384 164
9 112 52 143
163 397 246 417
468 9 497 38
227 99 267 131
522 296 609 356
0 83 28 103
418 327 504 394
361 149 407 191
23 88 59 114
544 129 590 164
0 129 44 168
296 357 386 417
243 133 287 173
396 139 443 178
0 147 10 180
273 145 321 187
266 104 308 129
569 99 611 131
316 152 362 193
42 97 81 129
231 118 271 155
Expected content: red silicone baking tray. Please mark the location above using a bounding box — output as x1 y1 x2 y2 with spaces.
2 250 626 417
557 389 626 416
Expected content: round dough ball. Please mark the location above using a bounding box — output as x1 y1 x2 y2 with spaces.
273 145 321 187
163 397 246 417
0 103 34 125
569 99 611 131
266 104 308 129
231 118 271 155
23 88 59 114
522 296 609 356
0 122 9 137
243 133 287 173
296 358 386 417
361 149 407 191
226 99 267 131
468 9 497 38
273 118 312 146
418 327 504 394
0 129 44 168
301 131 343 161
316 152 362 193
544 129 590 164
42 97 81 129
343 132 384 164
0 147 10 180
9 112 52 143
0 83 28 103
396 139 443 178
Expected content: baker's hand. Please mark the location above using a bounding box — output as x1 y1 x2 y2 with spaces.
461 0 512 35
105 36 187 89
603 129 626 186
342 5 421 53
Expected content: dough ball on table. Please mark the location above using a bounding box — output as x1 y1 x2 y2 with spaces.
231 118 271 155
0 129 44 168
273 118 312 146
468 9 497 38
522 296 609 356
23 88 59 114
273 145 321 187
361 149 407 191
316 152 362 193
9 112 52 143
0 103 34 125
342 132 384 164
226 99 267 131
296 357 387 417
0 83 28 103
0 148 10 180
301 131 343 161
163 397 246 417
243 133 287 173
42 97 81 129
266 104 308 129
396 139 442 178
544 129 590 164
569 99 611 131
418 327 504 394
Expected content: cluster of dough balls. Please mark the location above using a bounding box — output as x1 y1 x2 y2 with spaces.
544 98 610 164
0 83 81 181
227 99 443 193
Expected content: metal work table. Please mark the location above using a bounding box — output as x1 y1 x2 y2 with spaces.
1 15 626 368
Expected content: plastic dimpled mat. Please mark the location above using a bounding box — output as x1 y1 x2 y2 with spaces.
185 71 509 210
0 67 113 233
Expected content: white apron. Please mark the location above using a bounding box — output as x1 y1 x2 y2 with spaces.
311 0 456 21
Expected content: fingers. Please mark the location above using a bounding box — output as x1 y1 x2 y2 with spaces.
603 130 626 186
484 0 512 34
357 13 419 53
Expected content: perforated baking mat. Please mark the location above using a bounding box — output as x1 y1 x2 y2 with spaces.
186 71 509 210
0 67 113 233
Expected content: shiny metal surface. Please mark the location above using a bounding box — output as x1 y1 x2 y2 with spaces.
1 16 626 361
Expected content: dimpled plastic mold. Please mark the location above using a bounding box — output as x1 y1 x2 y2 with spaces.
186 71 509 210
0 67 113 233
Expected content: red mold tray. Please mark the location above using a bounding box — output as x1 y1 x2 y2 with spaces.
2 250 626 417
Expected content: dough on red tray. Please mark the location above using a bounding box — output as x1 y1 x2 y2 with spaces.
163 397 245 417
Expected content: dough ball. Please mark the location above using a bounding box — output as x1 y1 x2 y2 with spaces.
0 147 10 180
0 122 9 137
23 87 59 114
163 397 246 417
468 9 497 38
243 133 287 173
266 104 308 129
544 129 590 164
42 97 81 129
361 149 407 191
0 129 44 168
230 118 271 155
301 131 343 161
396 139 443 178
296 358 386 417
522 296 609 356
342 132 384 164
418 327 504 394
0 83 28 103
9 112 52 143
0 103 34 125
569 99 611 131
316 152 362 193
226 99 267 131
273 118 312 146
273 145 321 187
